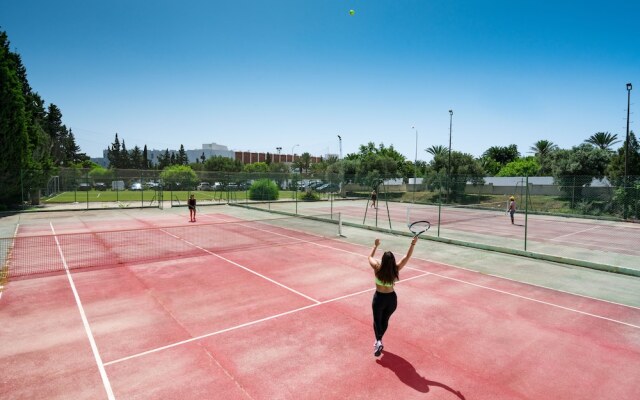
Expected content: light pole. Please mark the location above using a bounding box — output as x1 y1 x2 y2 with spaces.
448 109 453 202
291 144 299 163
276 147 282 163
625 83 632 187
624 83 632 219
337 135 342 159
412 126 418 203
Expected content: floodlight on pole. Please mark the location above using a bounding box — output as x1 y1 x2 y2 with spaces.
624 83 632 219
337 135 342 159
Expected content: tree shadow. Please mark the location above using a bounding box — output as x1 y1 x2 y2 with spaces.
376 351 465 399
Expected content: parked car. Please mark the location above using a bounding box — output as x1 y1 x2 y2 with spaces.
317 183 339 193
145 181 159 189
130 182 143 191
77 183 91 191
94 182 107 191
197 182 212 191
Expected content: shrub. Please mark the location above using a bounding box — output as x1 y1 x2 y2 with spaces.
301 191 320 201
249 179 279 200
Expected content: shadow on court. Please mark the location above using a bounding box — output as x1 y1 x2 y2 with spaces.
376 351 466 399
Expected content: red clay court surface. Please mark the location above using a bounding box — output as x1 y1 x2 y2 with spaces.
292 200 640 259
1 212 640 399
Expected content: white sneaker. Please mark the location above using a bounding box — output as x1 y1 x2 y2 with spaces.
374 341 384 357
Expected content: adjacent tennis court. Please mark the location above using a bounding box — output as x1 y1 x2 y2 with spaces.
260 199 640 272
1 206 639 399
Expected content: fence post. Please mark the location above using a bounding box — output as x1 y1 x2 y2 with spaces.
524 176 529 251
437 176 442 237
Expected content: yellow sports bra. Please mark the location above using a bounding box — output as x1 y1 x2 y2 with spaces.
375 276 394 287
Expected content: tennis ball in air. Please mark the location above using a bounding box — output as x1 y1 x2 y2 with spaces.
349 9 355 16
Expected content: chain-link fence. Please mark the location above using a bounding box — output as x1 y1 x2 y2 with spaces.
6 169 640 274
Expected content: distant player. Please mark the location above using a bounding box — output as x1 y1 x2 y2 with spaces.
367 236 417 357
370 189 378 209
508 196 516 224
188 194 197 222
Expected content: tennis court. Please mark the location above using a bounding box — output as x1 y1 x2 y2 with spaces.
1 206 639 399
259 199 640 273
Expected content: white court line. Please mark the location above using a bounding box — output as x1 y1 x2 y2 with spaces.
237 216 640 311
548 225 600 241
51 223 115 400
104 271 431 366
160 229 320 304
102 217 640 367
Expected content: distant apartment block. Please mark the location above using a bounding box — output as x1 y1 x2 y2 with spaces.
98 142 321 167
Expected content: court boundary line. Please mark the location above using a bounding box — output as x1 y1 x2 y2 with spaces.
241 203 640 277
103 272 431 366
103 216 640 367
213 213 640 312
160 229 321 304
50 222 115 400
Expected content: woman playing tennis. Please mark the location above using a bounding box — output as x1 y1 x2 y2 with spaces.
368 236 417 356
188 194 197 222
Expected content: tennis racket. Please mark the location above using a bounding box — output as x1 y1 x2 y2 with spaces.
408 220 431 237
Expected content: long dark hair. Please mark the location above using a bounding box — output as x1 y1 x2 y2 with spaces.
376 251 399 285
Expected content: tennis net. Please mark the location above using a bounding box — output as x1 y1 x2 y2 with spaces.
1 214 341 279
407 202 507 226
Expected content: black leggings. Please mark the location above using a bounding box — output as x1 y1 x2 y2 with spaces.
372 291 397 341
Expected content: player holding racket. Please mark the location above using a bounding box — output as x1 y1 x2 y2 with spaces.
188 194 197 222
368 235 418 357
507 196 516 224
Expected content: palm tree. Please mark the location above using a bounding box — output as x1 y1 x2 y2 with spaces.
529 140 558 176
585 132 620 151
529 140 558 157
425 145 447 157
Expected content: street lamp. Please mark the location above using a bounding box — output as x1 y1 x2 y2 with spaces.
625 83 632 189
412 126 418 203
276 147 282 163
291 144 299 163
623 83 633 219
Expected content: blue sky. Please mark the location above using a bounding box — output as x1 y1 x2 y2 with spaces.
3 0 638 161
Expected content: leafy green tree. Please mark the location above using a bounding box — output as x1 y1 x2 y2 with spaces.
548 144 611 202
425 151 484 202
426 151 484 201
88 166 114 183
159 165 197 190
607 132 640 218
244 162 269 173
479 156 501 176
585 132 620 151
204 155 243 172
496 157 540 177
345 142 405 187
